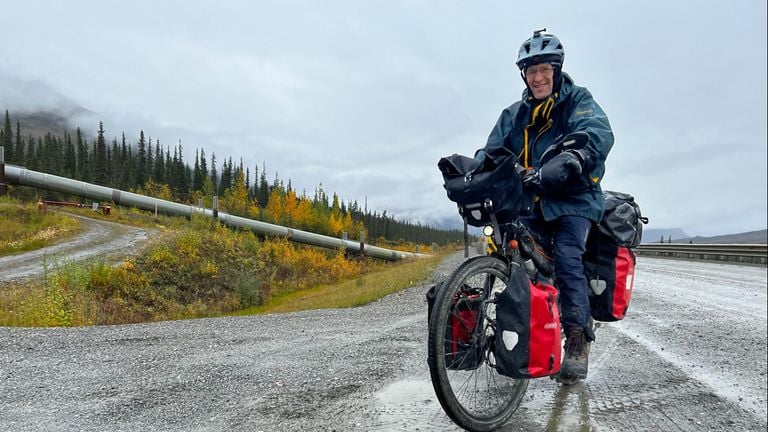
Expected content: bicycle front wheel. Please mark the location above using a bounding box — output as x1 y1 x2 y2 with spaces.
427 256 528 432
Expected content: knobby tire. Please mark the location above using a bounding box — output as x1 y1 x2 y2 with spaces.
427 256 528 431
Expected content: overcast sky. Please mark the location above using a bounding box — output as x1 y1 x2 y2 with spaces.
1 1 766 237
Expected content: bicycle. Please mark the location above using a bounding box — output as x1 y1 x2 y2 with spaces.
428 148 564 431
427 210 556 431
429 143 644 431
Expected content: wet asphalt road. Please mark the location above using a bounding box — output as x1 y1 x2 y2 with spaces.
0 247 766 431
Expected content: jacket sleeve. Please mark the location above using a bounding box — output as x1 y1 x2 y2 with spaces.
566 87 614 174
474 103 521 163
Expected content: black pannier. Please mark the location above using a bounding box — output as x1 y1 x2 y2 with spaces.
583 229 637 322
583 190 648 322
598 191 649 248
438 151 523 227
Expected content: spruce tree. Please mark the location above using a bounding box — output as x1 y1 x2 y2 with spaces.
175 141 189 197
257 162 269 207
75 128 88 181
136 130 147 186
193 149 202 192
14 121 24 165
153 142 164 184
210 153 218 196
199 149 208 183
2 110 12 163
146 139 154 182
65 132 77 179
120 132 130 189
94 122 109 185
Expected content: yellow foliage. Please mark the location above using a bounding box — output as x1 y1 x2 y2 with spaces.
295 197 314 229
175 230 201 259
328 213 344 236
148 246 179 266
265 189 285 223
138 180 174 201
200 261 219 277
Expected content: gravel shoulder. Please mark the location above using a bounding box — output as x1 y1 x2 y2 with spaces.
0 251 464 432
1 253 766 432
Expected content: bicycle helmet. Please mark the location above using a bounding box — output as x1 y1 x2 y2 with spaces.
516 28 564 70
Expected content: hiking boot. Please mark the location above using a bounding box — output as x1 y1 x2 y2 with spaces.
557 327 590 385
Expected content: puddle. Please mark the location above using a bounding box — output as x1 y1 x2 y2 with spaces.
369 379 459 431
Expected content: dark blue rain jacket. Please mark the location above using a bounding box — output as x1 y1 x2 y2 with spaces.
476 73 614 223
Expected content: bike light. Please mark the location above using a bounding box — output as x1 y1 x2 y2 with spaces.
482 225 494 237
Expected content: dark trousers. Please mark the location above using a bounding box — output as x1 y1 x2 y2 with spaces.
521 212 594 339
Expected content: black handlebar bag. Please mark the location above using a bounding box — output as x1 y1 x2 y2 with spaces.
438 152 523 227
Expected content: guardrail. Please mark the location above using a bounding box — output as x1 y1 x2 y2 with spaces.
635 243 767 265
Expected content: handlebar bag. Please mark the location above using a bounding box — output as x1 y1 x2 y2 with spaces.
438 152 523 227
494 267 562 378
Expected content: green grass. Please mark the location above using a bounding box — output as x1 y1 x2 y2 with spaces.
0 199 83 256
0 198 449 327
237 252 446 315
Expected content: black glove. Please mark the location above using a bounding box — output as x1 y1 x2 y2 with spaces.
539 150 583 187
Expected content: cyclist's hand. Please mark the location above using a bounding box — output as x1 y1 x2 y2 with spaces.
540 151 582 186
521 168 541 187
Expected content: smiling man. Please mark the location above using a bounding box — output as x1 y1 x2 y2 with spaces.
475 28 614 384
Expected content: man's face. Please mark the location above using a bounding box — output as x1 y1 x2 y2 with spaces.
525 63 554 100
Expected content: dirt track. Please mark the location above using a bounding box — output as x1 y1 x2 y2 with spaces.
0 213 153 282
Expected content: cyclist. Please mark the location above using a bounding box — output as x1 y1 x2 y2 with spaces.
474 29 614 384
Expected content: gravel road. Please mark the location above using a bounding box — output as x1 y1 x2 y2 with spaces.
0 214 152 281
1 247 766 431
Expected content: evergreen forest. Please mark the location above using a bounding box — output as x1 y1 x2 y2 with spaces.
0 110 464 247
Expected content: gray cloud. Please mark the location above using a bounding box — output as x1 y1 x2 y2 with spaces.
0 0 765 237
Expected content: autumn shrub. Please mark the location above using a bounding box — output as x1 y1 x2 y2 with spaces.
0 200 82 255
1 206 425 326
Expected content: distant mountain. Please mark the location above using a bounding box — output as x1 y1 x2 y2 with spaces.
677 229 767 244
642 228 689 244
643 228 767 244
11 111 75 139
1 70 93 139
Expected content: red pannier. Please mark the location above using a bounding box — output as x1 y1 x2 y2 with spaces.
426 283 483 370
494 267 562 378
583 230 637 322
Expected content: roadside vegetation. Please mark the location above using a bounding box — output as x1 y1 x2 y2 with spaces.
0 106 463 327
0 202 449 327
0 198 83 255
